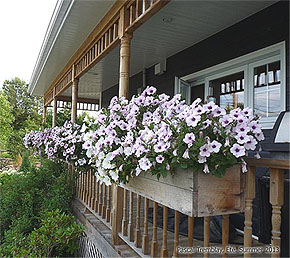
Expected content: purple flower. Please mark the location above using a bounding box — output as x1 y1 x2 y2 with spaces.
139 157 152 171
199 144 211 157
182 149 190 159
236 132 250 144
185 114 201 127
156 155 164 163
244 136 257 150
209 140 222 153
183 133 195 146
255 132 265 141
230 144 245 158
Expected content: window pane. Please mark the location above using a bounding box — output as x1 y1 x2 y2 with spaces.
210 71 244 109
191 84 204 103
253 61 281 117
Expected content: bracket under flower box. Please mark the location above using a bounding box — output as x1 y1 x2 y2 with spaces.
121 165 245 217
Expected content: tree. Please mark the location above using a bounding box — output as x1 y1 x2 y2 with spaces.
2 78 43 156
0 92 14 149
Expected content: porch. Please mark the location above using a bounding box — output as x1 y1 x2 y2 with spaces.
28 0 289 257
72 157 289 257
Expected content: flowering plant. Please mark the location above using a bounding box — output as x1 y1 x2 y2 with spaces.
82 87 264 185
24 121 90 171
24 87 264 186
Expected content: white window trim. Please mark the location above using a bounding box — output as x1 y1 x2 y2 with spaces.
180 41 286 129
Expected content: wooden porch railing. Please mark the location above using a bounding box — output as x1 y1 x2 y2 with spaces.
75 158 289 257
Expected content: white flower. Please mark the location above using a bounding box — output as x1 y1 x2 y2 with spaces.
203 164 210 173
139 157 152 171
230 144 245 158
124 147 133 156
80 123 87 133
209 140 222 153
236 132 250 144
109 170 119 181
136 166 142 176
185 114 201 127
182 149 190 159
198 155 206 164
156 155 164 163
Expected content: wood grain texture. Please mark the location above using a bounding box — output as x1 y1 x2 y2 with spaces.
122 165 245 217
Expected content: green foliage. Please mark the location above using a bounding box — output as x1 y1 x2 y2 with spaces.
0 210 84 258
45 108 71 128
19 151 31 173
0 160 74 242
0 92 14 149
1 78 43 156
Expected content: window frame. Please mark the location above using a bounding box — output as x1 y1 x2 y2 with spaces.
180 41 286 129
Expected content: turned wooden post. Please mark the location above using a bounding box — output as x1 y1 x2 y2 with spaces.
122 189 128 236
188 216 194 258
118 33 132 97
128 191 134 241
244 166 256 258
161 205 168 257
222 215 229 258
142 198 149 254
204 216 210 258
112 6 131 245
42 105 47 126
106 185 111 222
71 77 78 123
151 201 158 257
270 168 284 258
173 210 180 258
52 97 57 127
134 194 141 247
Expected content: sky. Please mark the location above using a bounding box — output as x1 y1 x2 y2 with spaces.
0 0 58 87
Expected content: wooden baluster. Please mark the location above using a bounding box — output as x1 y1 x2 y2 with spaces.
108 28 112 44
204 216 210 258
90 172 96 209
98 183 103 216
80 173 84 201
128 191 134 241
113 23 118 39
86 172 91 205
270 168 284 258
94 43 98 58
105 32 108 48
142 0 149 13
134 194 141 247
98 40 101 55
244 166 256 258
188 216 194 258
136 0 141 18
88 171 92 207
122 189 128 236
142 198 149 254
129 5 135 25
95 181 99 213
102 183 106 219
173 210 180 258
82 173 86 202
106 185 111 222
222 215 229 258
161 205 168 257
151 201 158 257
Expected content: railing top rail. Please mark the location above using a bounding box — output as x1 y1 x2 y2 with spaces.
246 157 290 170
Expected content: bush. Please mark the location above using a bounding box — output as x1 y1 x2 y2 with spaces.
0 159 81 257
0 210 84 257
19 150 31 173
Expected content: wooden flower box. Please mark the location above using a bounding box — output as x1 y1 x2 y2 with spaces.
121 165 245 217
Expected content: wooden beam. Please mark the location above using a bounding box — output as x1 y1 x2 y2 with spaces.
246 157 290 170
42 105 47 126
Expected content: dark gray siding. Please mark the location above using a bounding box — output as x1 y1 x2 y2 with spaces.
102 1 289 110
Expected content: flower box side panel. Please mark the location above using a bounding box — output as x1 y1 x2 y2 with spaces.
194 165 245 217
121 169 194 216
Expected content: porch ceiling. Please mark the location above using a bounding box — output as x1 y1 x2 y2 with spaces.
37 0 278 100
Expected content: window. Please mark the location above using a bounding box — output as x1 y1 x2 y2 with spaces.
177 42 286 129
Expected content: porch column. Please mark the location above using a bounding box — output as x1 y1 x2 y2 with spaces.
71 79 79 123
52 98 57 127
119 33 132 97
42 105 47 126
112 32 132 245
